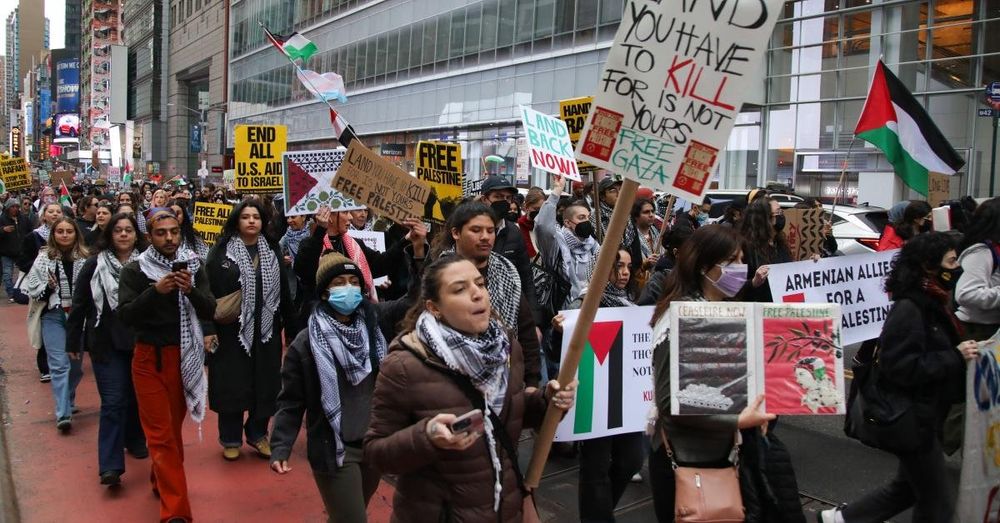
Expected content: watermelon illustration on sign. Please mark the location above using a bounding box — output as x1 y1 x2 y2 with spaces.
282 149 364 216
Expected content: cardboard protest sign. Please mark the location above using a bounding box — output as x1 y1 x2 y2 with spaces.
0 157 31 190
234 124 287 192
784 208 826 261
520 105 581 181
348 230 389 287
767 250 897 345
575 0 783 202
192 202 233 246
282 149 363 216
332 141 440 225
515 138 530 184
928 172 950 208
416 141 463 222
559 96 594 171
957 332 1000 522
758 303 844 415
554 306 655 442
670 302 755 415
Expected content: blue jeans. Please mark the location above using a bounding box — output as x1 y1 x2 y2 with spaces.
92 350 146 474
1 255 15 297
41 308 83 421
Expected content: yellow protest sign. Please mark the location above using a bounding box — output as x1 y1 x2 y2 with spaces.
416 141 463 221
332 142 440 225
0 157 31 191
559 96 594 171
234 125 287 192
192 202 233 245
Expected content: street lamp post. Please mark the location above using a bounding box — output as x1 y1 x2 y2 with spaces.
168 100 223 185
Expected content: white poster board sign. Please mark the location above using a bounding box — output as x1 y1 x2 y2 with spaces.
574 0 785 202
767 250 898 345
957 332 1000 522
282 149 363 216
349 230 388 287
554 306 655 442
520 105 581 181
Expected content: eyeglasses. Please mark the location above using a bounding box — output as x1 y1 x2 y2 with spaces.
606 187 620 194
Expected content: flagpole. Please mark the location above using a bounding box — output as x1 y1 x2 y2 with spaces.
829 138 857 223
257 21 363 148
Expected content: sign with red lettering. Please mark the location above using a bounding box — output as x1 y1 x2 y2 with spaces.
575 0 784 202
520 105 581 181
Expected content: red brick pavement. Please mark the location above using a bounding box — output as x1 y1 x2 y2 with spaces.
0 301 395 522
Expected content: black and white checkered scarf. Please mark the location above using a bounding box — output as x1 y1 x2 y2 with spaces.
309 304 387 466
92 249 138 327
600 282 635 308
137 246 207 422
416 311 510 511
637 224 660 258
442 249 521 330
225 239 281 355
595 199 636 248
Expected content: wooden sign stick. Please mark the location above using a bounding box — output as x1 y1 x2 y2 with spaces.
654 194 676 256
525 178 639 488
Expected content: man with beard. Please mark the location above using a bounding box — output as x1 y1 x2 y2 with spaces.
444 201 541 387
478 176 539 322
118 209 216 523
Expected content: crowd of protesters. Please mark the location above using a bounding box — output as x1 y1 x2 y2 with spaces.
0 174 991 523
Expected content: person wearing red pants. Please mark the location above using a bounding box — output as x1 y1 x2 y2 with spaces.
118 208 216 523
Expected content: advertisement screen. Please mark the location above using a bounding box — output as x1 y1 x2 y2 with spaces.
54 113 80 143
55 59 80 113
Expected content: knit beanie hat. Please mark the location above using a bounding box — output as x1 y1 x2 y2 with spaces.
316 252 365 292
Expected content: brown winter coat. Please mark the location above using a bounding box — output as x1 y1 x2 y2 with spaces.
364 331 548 523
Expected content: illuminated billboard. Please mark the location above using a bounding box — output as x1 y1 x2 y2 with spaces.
54 113 80 143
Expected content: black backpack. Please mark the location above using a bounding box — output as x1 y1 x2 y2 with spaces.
531 253 571 323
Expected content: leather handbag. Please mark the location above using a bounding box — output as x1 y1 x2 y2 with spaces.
843 342 924 454
213 255 258 325
660 429 745 523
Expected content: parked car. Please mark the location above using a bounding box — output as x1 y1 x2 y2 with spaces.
816 204 888 256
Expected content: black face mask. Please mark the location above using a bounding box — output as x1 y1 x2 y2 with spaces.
938 267 962 290
506 211 520 222
529 210 539 220
490 200 510 220
920 221 933 233
774 214 786 232
573 220 594 239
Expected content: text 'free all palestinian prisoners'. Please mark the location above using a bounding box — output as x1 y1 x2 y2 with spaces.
783 260 891 293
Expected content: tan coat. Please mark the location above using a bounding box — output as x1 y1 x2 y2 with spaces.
364 331 547 522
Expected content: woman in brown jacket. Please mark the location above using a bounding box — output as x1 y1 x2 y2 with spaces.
365 254 576 522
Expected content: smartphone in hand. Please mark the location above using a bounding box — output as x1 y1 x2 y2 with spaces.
449 409 485 435
171 261 189 272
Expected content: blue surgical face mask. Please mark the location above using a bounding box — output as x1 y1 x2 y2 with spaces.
327 286 363 315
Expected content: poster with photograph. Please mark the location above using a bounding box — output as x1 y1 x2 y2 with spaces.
758 303 844 415
670 302 755 415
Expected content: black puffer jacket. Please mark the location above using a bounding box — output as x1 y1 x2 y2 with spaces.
0 212 32 258
740 427 806 523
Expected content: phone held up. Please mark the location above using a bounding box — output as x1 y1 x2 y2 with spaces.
171 261 189 273
449 409 485 436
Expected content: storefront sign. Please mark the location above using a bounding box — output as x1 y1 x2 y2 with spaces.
574 0 784 202
379 143 406 156
234 124 287 192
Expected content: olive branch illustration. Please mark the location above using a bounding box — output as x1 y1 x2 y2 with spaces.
765 320 842 363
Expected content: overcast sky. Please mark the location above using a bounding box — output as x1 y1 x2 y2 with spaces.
0 0 66 55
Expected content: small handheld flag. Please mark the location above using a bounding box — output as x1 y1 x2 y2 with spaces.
855 60 965 195
58 181 72 207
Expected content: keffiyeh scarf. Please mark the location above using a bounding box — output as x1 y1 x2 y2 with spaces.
637 226 660 258
22 253 85 309
92 249 138 326
309 305 387 466
226 239 282 355
600 282 635 308
442 249 521 330
594 199 637 248
416 311 510 511
323 233 377 302
33 224 51 242
281 226 311 261
137 246 207 422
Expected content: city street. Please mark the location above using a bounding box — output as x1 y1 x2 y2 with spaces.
0 296 958 522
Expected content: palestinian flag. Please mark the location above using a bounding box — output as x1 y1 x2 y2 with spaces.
262 25 317 64
573 321 625 435
58 180 72 207
854 60 965 195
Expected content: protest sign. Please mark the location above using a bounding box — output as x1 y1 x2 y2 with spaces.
348 230 389 287
192 202 233 246
670 302 755 415
234 124 287 192
668 302 845 416
0 178 5 195
0 157 31 191
758 303 844 415
957 332 1000 522
416 141 463 222
520 105 581 181
554 306 655 442
574 0 784 202
928 172 950 208
767 250 897 345
515 138 530 184
784 208 826 261
932 205 952 231
559 96 595 171
332 141 440 225
282 149 363 216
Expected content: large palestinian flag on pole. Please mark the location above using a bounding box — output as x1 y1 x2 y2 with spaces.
854 60 965 196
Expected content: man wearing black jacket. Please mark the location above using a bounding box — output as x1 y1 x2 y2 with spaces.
0 199 31 301
294 205 427 309
478 176 540 323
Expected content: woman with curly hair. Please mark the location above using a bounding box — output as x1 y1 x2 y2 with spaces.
739 196 792 302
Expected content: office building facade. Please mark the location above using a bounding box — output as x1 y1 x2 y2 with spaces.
123 0 169 171
227 0 999 202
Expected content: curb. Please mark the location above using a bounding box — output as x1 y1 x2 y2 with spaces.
0 327 23 523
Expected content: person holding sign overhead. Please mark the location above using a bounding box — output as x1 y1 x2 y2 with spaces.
204 200 296 461
535 174 600 307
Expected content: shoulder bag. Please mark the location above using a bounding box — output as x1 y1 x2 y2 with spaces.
843 341 924 453
213 255 258 324
659 428 745 523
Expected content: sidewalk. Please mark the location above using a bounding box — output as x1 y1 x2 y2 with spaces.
0 300 394 522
